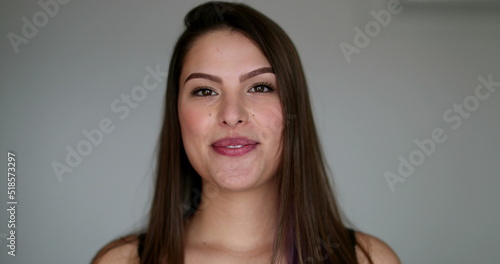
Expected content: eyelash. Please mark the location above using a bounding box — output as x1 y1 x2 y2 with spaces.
191 86 216 97
249 82 275 93
190 82 275 97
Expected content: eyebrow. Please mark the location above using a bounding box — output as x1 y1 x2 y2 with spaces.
184 67 274 84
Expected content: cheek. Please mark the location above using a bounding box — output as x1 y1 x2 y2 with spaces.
178 106 210 143
253 103 283 142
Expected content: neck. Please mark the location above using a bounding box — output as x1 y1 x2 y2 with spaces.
185 177 279 254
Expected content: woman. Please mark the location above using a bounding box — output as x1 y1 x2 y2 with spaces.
92 1 400 263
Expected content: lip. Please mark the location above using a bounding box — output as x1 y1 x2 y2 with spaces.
211 137 259 157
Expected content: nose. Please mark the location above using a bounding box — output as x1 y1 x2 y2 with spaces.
218 93 248 127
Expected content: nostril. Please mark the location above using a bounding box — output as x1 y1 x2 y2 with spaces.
223 119 243 126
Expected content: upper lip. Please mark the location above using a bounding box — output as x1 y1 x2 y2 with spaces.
212 137 259 147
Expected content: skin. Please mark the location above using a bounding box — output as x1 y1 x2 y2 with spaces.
94 29 401 264
178 29 284 263
178 30 283 193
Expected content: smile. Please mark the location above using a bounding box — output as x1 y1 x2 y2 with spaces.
211 137 259 157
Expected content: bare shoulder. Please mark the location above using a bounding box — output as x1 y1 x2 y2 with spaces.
354 231 401 264
91 234 140 264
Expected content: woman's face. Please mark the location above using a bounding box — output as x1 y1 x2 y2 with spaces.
178 30 283 192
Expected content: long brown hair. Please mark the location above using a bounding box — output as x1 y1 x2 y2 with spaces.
94 2 373 263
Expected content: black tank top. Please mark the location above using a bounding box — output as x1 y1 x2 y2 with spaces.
137 228 357 260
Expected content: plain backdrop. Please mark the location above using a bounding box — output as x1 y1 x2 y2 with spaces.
1 0 499 263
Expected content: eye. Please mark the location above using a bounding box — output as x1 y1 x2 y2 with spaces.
191 87 218 97
248 82 274 93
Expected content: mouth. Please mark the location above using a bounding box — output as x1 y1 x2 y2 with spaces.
211 137 259 157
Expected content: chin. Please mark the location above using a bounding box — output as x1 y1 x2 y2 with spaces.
211 171 262 192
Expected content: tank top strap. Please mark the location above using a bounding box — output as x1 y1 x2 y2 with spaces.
347 228 357 248
137 233 146 259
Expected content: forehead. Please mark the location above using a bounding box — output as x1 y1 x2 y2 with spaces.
180 30 271 81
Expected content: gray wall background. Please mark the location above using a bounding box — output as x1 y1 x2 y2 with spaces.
1 0 499 263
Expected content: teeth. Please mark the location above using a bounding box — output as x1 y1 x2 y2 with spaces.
225 145 244 149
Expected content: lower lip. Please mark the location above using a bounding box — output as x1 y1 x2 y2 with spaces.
211 144 257 157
